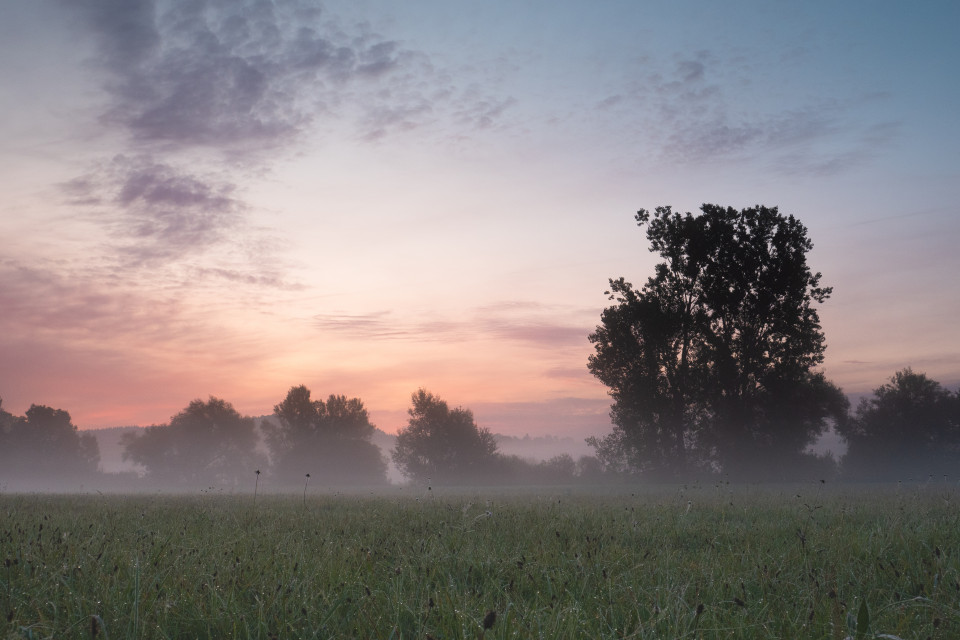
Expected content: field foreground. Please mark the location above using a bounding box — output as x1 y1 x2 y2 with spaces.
1 484 958 639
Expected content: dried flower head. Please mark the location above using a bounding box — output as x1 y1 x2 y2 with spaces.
482 609 496 630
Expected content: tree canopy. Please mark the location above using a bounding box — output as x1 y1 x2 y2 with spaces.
837 368 960 480
391 389 499 484
121 397 264 487
0 400 100 486
588 205 846 480
263 385 387 486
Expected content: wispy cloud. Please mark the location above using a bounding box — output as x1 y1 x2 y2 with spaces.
68 0 398 151
313 311 439 341
192 267 305 291
0 257 288 424
65 0 515 153
0 256 299 387
359 101 435 141
63 155 244 266
0 258 196 346
313 304 590 350
771 120 901 176
454 92 518 130
650 54 837 166
482 319 588 348
598 51 898 175
58 153 306 293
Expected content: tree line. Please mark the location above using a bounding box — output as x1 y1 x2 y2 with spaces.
2 204 957 488
3 369 956 489
0 387 608 491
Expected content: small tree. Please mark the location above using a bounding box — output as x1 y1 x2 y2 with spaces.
122 397 264 488
838 369 960 480
392 389 498 484
263 385 386 486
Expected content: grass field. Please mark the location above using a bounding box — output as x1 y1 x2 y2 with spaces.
1 483 958 639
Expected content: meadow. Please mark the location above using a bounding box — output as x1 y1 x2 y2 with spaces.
1 483 958 639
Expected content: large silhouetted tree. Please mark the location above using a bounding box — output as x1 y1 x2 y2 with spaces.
122 397 264 487
263 385 387 486
588 205 846 480
0 400 100 485
837 369 960 480
392 389 498 484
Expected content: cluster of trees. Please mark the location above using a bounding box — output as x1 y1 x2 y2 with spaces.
588 204 960 481
3 365 956 489
0 387 609 490
121 397 268 488
118 387 388 489
838 368 960 480
0 399 100 486
3 204 956 487
390 390 608 485
263 387 387 486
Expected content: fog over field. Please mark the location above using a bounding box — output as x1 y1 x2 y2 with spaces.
84 423 595 487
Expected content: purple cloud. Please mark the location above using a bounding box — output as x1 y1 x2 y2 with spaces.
64 155 244 265
63 0 497 151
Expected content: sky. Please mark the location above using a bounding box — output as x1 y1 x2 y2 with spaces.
1 0 958 439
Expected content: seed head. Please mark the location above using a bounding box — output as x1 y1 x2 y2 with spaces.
482 609 496 630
